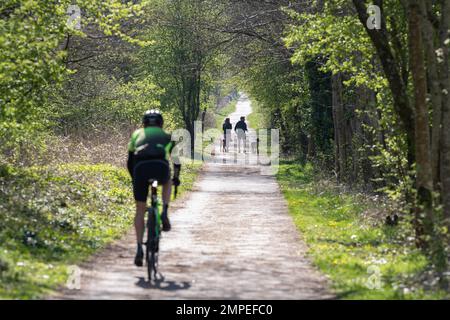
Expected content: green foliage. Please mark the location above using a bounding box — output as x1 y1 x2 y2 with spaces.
138 0 231 133
284 0 399 90
1 0 146 115
239 53 314 158
0 164 133 298
284 0 412 197
0 0 151 163
277 161 448 299
50 75 164 134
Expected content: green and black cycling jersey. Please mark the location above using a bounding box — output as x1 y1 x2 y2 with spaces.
127 126 175 178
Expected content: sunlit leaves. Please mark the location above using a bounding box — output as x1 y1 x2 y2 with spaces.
284 1 381 90
0 0 149 162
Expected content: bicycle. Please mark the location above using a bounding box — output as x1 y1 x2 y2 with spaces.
145 180 178 282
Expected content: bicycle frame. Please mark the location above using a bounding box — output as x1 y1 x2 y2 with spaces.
145 179 178 282
150 181 161 235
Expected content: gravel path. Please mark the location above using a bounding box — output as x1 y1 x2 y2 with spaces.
54 95 332 300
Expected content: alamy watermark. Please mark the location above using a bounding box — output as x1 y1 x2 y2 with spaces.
66 265 81 290
349 264 384 290
66 5 81 31
366 265 383 290
367 5 381 30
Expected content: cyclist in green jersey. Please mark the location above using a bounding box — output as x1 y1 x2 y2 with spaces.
127 110 181 267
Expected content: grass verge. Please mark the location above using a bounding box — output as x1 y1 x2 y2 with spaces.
277 160 448 299
0 161 201 299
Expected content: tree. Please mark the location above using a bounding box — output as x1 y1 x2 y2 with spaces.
0 0 146 161
139 0 232 151
437 0 450 243
352 0 415 165
407 0 434 244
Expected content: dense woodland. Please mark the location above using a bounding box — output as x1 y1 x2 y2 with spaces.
1 0 450 294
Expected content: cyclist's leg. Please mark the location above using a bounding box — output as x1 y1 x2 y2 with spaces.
133 201 147 267
133 172 150 243
132 164 151 266
162 180 172 205
135 201 147 244
159 163 172 232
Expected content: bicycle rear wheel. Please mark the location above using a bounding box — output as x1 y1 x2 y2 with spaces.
146 207 159 282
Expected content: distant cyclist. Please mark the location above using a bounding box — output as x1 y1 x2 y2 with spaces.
234 116 248 153
127 110 181 267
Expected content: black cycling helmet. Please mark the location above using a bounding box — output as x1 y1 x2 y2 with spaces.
143 109 164 127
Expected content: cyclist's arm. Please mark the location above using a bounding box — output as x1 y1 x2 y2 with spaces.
127 130 139 179
127 152 134 179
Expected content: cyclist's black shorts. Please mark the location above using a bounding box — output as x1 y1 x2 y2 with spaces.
133 159 171 202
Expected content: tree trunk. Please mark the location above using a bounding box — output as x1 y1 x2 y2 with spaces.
359 86 378 190
307 133 316 160
439 0 450 238
420 0 443 190
408 0 434 246
332 73 347 182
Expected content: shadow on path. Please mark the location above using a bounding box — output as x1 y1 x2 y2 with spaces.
135 275 191 291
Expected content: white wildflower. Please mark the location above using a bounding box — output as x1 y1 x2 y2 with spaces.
436 48 445 63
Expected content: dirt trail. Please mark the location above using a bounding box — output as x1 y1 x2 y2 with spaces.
55 95 332 300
